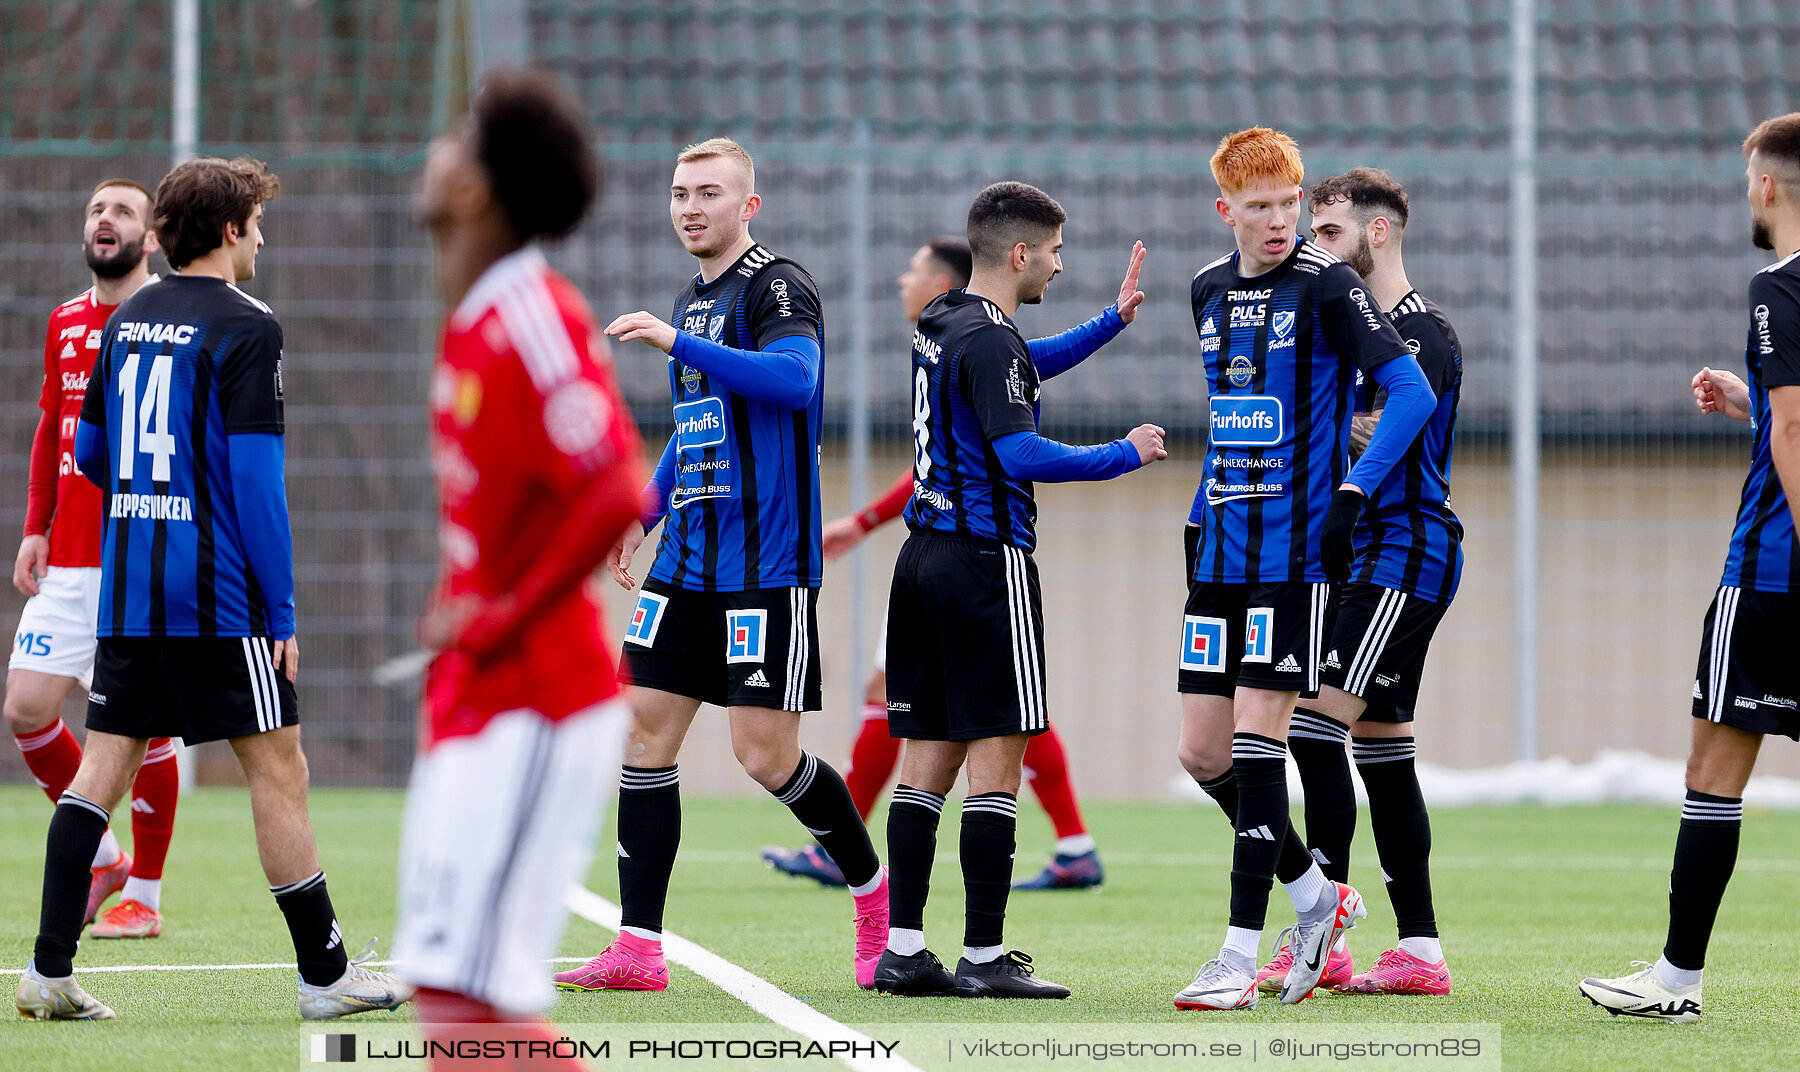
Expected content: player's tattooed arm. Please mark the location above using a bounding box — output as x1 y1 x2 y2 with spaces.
1349 409 1383 459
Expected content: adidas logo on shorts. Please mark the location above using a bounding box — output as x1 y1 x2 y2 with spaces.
1276 654 1301 673
744 669 771 688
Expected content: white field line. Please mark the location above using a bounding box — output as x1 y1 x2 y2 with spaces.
563 885 921 1072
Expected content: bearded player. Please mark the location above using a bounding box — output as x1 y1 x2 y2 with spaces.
8 179 180 940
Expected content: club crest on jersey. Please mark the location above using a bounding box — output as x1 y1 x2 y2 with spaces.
1242 607 1274 663
1209 395 1283 447
725 609 767 664
1181 616 1227 673
1227 355 1256 388
674 397 727 451
623 592 669 648
708 314 727 342
1269 310 1296 350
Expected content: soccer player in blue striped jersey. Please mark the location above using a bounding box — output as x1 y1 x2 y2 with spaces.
1172 129 1437 1013
1257 168 1463 998
874 181 1165 1000
15 157 410 1022
585 138 890 993
1582 114 1800 1023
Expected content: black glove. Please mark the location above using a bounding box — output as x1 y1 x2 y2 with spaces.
1320 487 1366 583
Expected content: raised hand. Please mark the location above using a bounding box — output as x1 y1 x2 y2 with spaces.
1115 241 1147 324
1127 422 1168 465
604 311 679 354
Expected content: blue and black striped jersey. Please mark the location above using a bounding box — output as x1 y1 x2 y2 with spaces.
647 245 824 592
1349 290 1465 604
1187 237 1411 584
77 275 292 637
904 290 1042 550
1723 250 1800 593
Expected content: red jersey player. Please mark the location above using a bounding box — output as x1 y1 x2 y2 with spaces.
762 235 1146 891
7 178 180 939
395 70 643 1068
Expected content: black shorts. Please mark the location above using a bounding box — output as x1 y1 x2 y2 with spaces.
886 530 1048 742
1178 580 1329 696
1692 585 1800 740
1317 582 1451 723
621 578 821 711
86 636 298 744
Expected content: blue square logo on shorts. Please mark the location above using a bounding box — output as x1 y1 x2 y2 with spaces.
1181 616 1227 673
623 592 669 647
1243 606 1274 664
726 609 767 664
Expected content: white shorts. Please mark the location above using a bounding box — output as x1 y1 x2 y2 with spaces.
393 700 627 1016
10 566 101 688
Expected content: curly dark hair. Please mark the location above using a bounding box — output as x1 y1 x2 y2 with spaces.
472 68 599 240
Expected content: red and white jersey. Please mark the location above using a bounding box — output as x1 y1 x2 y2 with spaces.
425 248 639 745
36 287 130 567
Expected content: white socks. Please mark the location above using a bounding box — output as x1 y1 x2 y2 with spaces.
1220 926 1261 964
120 876 161 912
1655 955 1702 989
621 925 662 943
91 828 123 869
962 944 1003 965
887 927 926 956
1054 834 1096 856
1399 936 1443 964
1284 862 1331 914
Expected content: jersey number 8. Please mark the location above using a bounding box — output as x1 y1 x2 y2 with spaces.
117 351 178 482
911 366 932 482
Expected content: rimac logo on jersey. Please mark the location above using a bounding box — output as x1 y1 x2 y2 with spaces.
623 591 669 647
1181 616 1227 673
725 609 767 664
674 397 726 451
1242 607 1273 663
1209 395 1283 447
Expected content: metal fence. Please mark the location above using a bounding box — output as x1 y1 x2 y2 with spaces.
2 1 1796 788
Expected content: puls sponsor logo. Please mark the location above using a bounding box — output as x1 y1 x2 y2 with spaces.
1230 303 1266 328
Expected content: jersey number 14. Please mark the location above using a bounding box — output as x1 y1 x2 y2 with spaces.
117 351 178 482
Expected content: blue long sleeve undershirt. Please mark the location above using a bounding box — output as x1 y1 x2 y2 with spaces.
75 419 107 489
1343 355 1436 497
992 430 1140 483
641 433 677 532
1027 304 1124 380
669 331 821 409
227 432 296 638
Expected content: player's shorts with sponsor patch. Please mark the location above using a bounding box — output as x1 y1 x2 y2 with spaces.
886 529 1048 742
1691 585 1800 740
1178 580 1329 697
9 566 101 687
1317 582 1452 723
85 636 297 743
395 700 627 1015
621 578 821 711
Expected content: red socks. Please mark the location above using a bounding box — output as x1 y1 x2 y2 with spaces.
1022 723 1088 839
843 704 901 820
128 738 180 879
14 718 82 801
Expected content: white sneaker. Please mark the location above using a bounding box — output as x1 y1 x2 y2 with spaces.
1173 957 1259 1011
1579 961 1702 1022
298 945 414 1021
1280 882 1366 1005
15 962 116 1020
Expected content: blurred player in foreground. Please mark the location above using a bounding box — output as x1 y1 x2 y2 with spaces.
9 178 180 940
557 137 888 994
398 71 644 1068
873 182 1165 999
1256 168 1463 997
1581 113 1800 1023
16 156 409 1022
762 233 1144 891
1173 128 1434 1011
